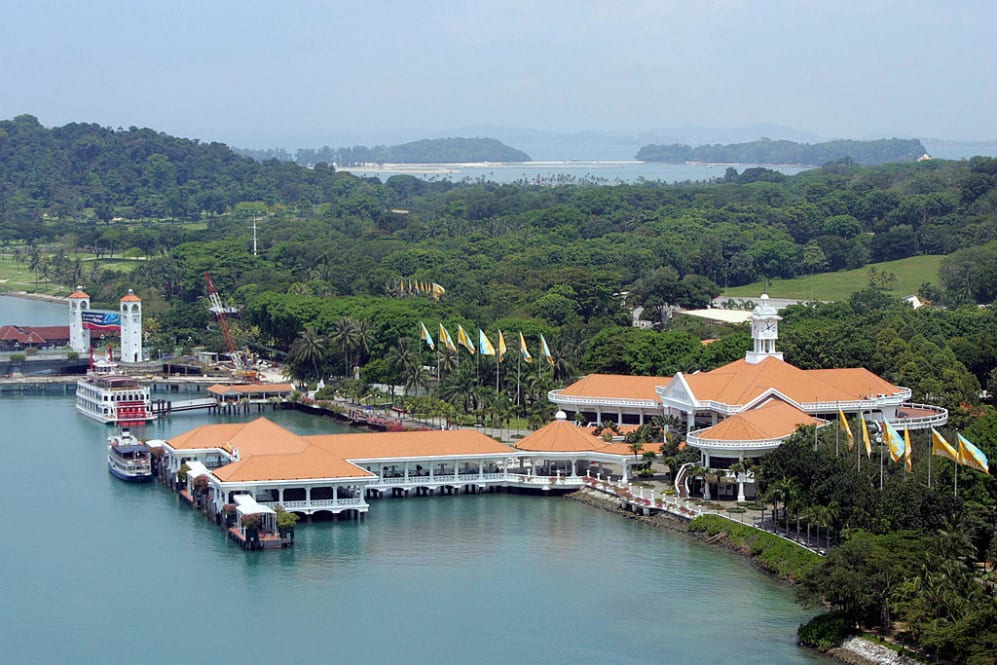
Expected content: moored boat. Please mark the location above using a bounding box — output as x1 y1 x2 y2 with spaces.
107 428 153 482
76 357 155 426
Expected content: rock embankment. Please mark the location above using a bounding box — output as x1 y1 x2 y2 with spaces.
828 637 922 665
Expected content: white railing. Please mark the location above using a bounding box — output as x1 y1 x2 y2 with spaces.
685 433 785 449
894 403 948 429
265 498 365 509
548 390 660 410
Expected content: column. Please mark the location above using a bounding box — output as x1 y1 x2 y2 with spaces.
404 462 409 482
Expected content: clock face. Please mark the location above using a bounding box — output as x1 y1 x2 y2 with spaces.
764 321 776 333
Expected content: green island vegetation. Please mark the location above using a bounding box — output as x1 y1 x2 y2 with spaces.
724 254 945 301
2 114 996 660
636 137 928 166
688 514 822 581
237 137 531 166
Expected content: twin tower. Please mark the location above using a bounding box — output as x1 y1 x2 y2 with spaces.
67 287 144 363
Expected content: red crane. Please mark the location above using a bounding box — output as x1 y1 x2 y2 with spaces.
204 272 250 376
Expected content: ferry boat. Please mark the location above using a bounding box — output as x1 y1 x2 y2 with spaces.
107 429 153 482
76 358 155 425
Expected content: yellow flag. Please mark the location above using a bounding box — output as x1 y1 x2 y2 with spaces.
540 334 554 367
931 428 958 462
478 329 495 356
519 332 532 363
883 420 905 463
497 330 507 361
861 416 872 458
419 321 434 350
456 324 475 354
839 409 854 450
958 433 990 475
904 427 912 473
438 323 457 352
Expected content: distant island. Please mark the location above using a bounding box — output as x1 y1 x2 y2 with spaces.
239 138 531 166
636 137 927 166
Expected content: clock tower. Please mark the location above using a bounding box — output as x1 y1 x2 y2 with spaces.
746 294 783 364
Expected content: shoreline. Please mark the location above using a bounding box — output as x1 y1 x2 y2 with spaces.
0 291 68 304
566 488 922 665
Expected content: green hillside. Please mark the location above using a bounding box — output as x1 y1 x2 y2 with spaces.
722 255 944 302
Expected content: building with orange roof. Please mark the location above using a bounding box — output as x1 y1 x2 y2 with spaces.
510 415 643 484
548 373 669 425
163 417 634 528
547 295 948 497
206 383 295 406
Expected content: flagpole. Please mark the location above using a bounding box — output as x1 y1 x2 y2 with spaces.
879 422 884 490
857 411 861 472
834 401 842 459
813 396 818 451
496 331 500 396
954 430 958 497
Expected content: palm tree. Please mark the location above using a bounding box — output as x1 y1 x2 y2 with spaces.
288 325 328 383
386 338 418 398
329 316 359 377
354 318 374 367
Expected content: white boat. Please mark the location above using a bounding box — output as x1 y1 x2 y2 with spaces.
107 428 153 482
76 359 155 425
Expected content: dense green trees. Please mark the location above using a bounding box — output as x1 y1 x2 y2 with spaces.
637 138 928 166
246 137 532 166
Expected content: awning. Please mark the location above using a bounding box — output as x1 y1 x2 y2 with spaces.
233 494 276 516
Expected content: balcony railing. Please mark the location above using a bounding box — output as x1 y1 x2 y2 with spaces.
263 498 366 510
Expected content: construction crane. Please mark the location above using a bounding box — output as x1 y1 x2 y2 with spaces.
204 272 255 380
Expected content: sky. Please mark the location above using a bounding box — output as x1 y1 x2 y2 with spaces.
2 1 994 149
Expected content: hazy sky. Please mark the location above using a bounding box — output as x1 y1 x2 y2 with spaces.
2 1 994 147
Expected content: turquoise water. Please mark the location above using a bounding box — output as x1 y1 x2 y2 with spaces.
0 297 828 664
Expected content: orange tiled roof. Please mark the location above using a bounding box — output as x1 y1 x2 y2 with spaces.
514 419 631 456
166 418 308 457
694 399 819 442
207 383 294 396
805 368 900 400
684 357 861 406
557 374 669 401
307 429 510 460
120 291 141 302
214 447 373 482
68 290 89 299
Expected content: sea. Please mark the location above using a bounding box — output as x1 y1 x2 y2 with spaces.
338 160 808 185
0 295 829 664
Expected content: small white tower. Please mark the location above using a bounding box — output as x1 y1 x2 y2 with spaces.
68 287 91 354
745 294 783 364
119 289 143 363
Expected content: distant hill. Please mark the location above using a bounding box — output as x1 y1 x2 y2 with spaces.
239 137 531 166
636 138 927 166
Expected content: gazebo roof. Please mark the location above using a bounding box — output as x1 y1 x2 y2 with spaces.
692 398 820 442
514 419 632 456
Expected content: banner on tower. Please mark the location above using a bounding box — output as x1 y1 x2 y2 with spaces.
82 310 121 332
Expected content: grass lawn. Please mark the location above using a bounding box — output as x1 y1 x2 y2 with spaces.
0 253 146 294
723 255 944 302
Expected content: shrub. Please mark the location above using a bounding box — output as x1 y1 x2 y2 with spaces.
798 612 852 651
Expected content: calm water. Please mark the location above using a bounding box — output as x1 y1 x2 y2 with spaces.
0 297 827 664
340 160 808 185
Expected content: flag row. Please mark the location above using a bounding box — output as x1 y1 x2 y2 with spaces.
419 322 554 366
838 408 989 475
394 279 446 300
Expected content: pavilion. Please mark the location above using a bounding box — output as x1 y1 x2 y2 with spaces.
549 295 948 495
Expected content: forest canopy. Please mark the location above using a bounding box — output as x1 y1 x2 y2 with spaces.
636 137 928 166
